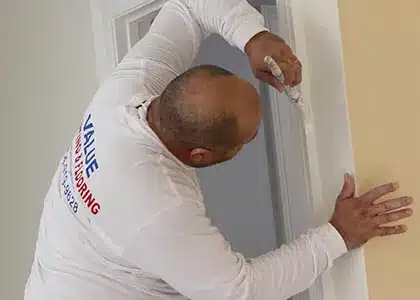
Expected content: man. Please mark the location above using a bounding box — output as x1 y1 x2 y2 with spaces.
25 0 414 299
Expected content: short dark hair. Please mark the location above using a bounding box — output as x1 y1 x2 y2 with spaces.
157 65 239 151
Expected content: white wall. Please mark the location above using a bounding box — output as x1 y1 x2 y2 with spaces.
0 0 98 298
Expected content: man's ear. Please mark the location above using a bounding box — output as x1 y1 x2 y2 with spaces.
189 148 214 165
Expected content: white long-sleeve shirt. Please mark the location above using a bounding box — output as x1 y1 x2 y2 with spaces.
24 0 348 299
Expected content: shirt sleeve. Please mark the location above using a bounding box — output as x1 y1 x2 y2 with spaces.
111 0 268 96
122 199 348 300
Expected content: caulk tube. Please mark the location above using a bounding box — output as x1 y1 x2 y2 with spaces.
263 56 310 122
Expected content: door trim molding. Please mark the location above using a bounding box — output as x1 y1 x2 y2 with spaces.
263 2 369 300
260 5 323 300
89 0 166 82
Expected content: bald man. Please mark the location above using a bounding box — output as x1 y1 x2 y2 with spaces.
149 65 262 167
25 0 414 299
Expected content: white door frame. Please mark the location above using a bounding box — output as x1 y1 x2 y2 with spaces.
89 0 168 83
265 1 369 300
88 0 369 299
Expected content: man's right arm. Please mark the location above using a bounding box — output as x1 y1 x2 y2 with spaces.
122 198 347 300
120 174 413 300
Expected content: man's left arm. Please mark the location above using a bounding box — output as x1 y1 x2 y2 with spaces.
111 0 299 98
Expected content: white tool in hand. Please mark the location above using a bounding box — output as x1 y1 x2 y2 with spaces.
264 55 308 120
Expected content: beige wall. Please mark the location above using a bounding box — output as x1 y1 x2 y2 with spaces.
338 0 420 299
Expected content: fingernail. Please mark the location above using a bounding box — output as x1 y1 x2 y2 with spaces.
392 182 400 190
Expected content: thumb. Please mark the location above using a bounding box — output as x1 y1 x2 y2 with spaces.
338 173 356 200
257 71 285 92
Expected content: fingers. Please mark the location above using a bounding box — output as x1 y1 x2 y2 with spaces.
289 59 302 86
292 65 302 86
369 196 414 215
360 182 399 203
277 59 301 87
338 173 356 200
372 208 413 225
376 224 408 236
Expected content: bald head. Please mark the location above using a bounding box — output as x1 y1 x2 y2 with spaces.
157 65 261 157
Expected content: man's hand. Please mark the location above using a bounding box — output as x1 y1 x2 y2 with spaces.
330 174 414 250
245 31 302 91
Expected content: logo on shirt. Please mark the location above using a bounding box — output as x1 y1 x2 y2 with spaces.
72 113 101 215
61 152 79 214
79 113 99 178
60 113 102 216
